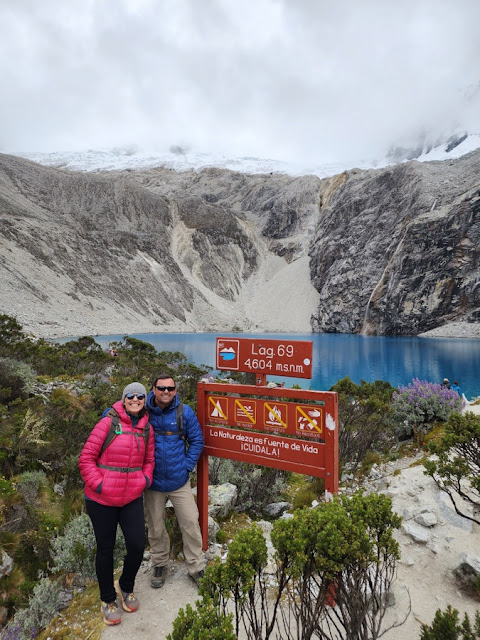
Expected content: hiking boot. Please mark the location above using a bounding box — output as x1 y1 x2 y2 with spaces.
151 565 167 589
101 601 122 625
114 579 139 613
189 569 205 587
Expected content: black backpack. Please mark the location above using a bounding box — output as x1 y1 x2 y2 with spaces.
100 404 184 455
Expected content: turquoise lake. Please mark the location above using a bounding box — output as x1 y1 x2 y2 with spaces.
88 332 480 400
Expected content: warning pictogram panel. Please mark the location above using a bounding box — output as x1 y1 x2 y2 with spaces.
263 402 288 431
234 398 257 428
296 405 324 438
208 396 229 425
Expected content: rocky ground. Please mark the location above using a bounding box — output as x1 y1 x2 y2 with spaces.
101 403 480 640
417 322 480 339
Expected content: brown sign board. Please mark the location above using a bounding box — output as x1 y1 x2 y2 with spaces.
216 337 313 379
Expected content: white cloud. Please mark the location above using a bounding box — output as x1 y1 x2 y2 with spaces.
1 0 479 164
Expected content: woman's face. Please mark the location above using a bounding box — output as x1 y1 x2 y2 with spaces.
123 393 146 415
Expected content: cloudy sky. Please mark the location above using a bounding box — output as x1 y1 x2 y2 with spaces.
1 0 479 165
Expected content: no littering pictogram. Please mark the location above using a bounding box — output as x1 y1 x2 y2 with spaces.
296 405 323 438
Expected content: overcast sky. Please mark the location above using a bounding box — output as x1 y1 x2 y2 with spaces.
1 0 479 165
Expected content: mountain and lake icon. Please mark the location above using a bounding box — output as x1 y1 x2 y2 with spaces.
219 347 236 361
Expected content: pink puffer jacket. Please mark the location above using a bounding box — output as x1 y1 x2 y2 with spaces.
79 400 155 507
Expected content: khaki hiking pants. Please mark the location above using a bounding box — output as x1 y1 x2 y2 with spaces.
144 480 205 576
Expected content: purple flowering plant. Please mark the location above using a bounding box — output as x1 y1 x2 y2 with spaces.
391 378 463 440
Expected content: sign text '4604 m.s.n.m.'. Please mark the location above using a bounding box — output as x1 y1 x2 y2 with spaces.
216 337 313 379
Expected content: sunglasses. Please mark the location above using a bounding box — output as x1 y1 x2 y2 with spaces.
155 385 176 392
125 393 146 400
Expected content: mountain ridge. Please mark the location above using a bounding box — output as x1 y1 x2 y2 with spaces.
1 149 479 338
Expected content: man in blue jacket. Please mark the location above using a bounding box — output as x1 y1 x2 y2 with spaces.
145 374 206 589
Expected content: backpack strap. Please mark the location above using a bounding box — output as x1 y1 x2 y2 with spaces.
176 402 184 439
100 409 121 455
99 408 151 455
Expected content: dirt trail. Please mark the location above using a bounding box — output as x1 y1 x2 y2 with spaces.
102 561 200 640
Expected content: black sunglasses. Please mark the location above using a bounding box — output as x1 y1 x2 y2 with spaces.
125 393 146 400
155 385 176 392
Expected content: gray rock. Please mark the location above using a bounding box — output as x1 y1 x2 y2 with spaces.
415 511 438 527
401 521 430 544
208 483 238 518
453 552 480 589
0 551 13 578
438 492 473 532
208 515 220 543
262 501 291 518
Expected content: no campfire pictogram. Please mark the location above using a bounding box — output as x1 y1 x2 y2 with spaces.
264 402 287 430
296 405 323 437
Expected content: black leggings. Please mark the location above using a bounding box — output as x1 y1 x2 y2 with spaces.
85 497 145 603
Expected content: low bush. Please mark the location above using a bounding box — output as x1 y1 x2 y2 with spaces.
330 376 395 471
51 512 126 580
0 358 36 404
0 577 62 640
424 411 480 525
392 378 463 441
420 605 480 639
16 471 47 503
192 493 402 640
167 598 235 640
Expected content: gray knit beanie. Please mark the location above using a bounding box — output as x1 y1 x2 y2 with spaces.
122 382 147 402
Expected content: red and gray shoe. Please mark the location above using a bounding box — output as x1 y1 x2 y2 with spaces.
101 600 122 625
115 579 140 613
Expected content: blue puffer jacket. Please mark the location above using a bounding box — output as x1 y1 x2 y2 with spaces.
146 391 204 493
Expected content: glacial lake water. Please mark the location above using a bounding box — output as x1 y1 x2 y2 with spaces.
88 332 480 400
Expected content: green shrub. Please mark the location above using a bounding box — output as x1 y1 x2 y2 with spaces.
424 411 480 525
330 377 395 472
167 598 235 640
16 471 47 503
291 476 325 510
192 494 401 640
51 512 126 579
0 577 62 640
420 605 480 639
0 358 36 403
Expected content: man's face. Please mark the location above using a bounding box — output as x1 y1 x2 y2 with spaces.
153 377 177 409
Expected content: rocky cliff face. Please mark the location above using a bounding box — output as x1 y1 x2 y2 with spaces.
0 151 478 337
310 157 480 334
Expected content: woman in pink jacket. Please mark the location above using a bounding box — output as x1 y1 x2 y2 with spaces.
79 382 154 626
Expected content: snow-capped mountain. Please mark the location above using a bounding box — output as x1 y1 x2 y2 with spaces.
13 132 480 178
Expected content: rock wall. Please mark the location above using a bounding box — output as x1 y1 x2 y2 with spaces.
0 150 479 337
